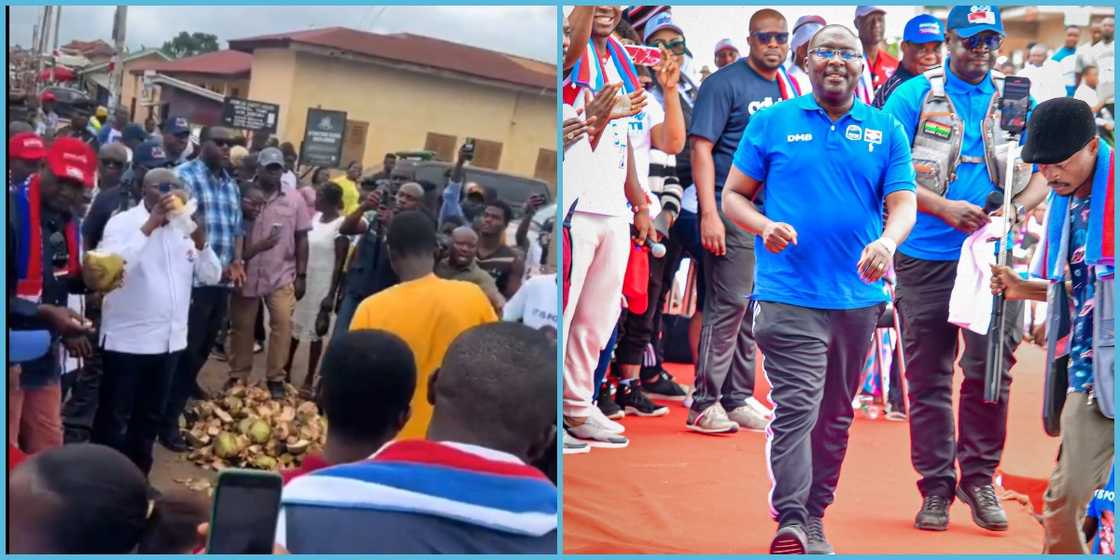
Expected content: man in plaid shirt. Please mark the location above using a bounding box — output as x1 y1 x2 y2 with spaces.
159 126 246 452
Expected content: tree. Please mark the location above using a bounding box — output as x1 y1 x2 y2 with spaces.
160 32 220 59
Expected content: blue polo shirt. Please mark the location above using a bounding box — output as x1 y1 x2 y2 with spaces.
732 95 916 310
882 65 1035 261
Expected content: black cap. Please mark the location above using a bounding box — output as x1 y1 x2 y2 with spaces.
1021 97 1097 164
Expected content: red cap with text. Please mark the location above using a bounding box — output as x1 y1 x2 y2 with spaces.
9 132 48 161
46 137 97 188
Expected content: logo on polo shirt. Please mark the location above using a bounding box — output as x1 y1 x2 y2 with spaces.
968 6 995 25
787 132 813 143
863 128 883 144
845 124 862 141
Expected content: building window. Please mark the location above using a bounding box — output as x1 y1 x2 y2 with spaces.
472 138 503 170
534 148 556 185
424 132 457 162
340 120 369 169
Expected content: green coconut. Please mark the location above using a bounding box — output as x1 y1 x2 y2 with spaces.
214 432 241 459
248 420 272 444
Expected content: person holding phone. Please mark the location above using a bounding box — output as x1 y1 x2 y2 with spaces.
227 147 311 400
92 169 219 479
881 5 1051 533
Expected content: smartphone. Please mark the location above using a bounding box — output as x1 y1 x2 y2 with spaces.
463 137 476 161
206 469 283 554
624 44 663 67
999 76 1031 134
271 223 282 235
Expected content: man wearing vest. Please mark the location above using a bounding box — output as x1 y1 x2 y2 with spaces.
723 25 917 553
989 98 1114 553
9 138 99 454
882 5 1051 533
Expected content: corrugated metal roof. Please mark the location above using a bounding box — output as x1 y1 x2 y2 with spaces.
129 50 253 77
228 27 554 91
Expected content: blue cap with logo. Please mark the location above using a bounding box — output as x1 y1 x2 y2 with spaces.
165 116 191 136
133 140 170 168
643 11 684 45
947 5 1004 38
903 14 945 44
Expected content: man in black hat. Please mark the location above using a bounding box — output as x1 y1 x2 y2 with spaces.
988 97 1114 553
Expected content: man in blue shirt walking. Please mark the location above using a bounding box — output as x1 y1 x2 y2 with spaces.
882 5 1051 534
722 25 917 554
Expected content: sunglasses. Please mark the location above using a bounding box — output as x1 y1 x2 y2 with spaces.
959 33 1003 51
751 32 789 45
649 37 687 55
100 158 125 168
809 48 863 62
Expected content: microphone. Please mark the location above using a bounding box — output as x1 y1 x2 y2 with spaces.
983 190 1004 214
646 237 667 258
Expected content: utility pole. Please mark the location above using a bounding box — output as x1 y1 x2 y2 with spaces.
35 6 51 89
108 5 128 113
52 6 62 52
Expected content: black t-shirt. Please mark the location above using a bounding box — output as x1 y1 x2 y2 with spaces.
345 227 399 300
476 244 519 295
688 59 782 196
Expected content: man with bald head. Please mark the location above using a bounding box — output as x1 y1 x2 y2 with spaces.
1019 43 1066 102
435 225 504 312
686 7 800 435
722 24 917 553
92 167 220 477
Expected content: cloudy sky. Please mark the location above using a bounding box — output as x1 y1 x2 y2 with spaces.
9 5 557 62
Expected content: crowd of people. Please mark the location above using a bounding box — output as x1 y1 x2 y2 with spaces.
8 84 559 551
562 4 1113 555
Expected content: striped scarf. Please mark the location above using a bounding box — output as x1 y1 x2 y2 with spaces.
563 35 642 106
13 174 81 301
856 54 875 104
281 440 557 537
774 63 802 100
1032 141 1115 281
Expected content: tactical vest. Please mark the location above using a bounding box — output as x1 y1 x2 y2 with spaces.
911 66 1031 197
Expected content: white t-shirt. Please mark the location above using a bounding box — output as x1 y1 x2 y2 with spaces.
502 273 558 331
1077 41 1115 103
562 60 632 218
1075 83 1100 108
1018 60 1066 103
627 96 664 223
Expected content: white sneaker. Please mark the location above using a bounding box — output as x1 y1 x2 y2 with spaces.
726 404 768 432
562 433 591 455
590 406 625 434
746 396 774 419
567 421 629 448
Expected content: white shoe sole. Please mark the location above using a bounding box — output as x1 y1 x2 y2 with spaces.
563 445 591 455
642 390 689 402
572 436 629 448
624 404 669 417
685 423 738 434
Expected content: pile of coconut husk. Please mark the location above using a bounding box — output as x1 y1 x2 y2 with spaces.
182 381 326 472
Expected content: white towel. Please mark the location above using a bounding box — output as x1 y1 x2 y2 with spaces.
949 218 1006 335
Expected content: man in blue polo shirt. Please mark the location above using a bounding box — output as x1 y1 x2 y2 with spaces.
722 25 917 554
881 5 1050 533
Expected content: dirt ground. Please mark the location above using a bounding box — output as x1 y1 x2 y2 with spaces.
148 339 320 496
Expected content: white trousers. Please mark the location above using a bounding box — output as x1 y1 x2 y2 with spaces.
563 211 629 419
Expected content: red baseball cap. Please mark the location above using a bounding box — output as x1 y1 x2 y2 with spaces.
45 137 97 189
40 90 56 102
9 132 47 161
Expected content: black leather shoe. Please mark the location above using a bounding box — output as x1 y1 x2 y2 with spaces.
915 494 950 531
159 432 190 453
267 381 286 400
957 483 1008 531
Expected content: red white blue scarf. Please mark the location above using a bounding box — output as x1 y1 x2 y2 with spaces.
563 35 642 105
13 174 81 301
1031 141 1114 281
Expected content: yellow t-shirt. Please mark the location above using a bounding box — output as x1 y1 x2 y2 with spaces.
332 176 360 216
349 274 498 438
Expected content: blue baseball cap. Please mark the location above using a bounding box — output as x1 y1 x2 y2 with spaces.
122 123 148 144
133 140 170 168
643 12 684 45
903 14 945 44
947 5 1004 38
165 116 191 136
10 330 51 363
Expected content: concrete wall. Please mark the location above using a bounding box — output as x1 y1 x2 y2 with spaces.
246 47 554 178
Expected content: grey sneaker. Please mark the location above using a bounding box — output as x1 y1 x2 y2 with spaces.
726 404 769 432
770 523 808 554
686 404 739 434
806 517 834 555
567 420 629 448
590 406 625 434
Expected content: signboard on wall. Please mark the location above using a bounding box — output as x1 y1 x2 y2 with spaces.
300 108 348 168
221 96 279 132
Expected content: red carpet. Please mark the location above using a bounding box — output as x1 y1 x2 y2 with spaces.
563 344 1058 554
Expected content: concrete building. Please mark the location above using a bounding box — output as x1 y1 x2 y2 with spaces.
79 48 168 114
129 49 253 126
923 5 1115 64
227 27 555 180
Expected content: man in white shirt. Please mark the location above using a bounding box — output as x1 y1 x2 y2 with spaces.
1074 65 1115 135
90 168 220 478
